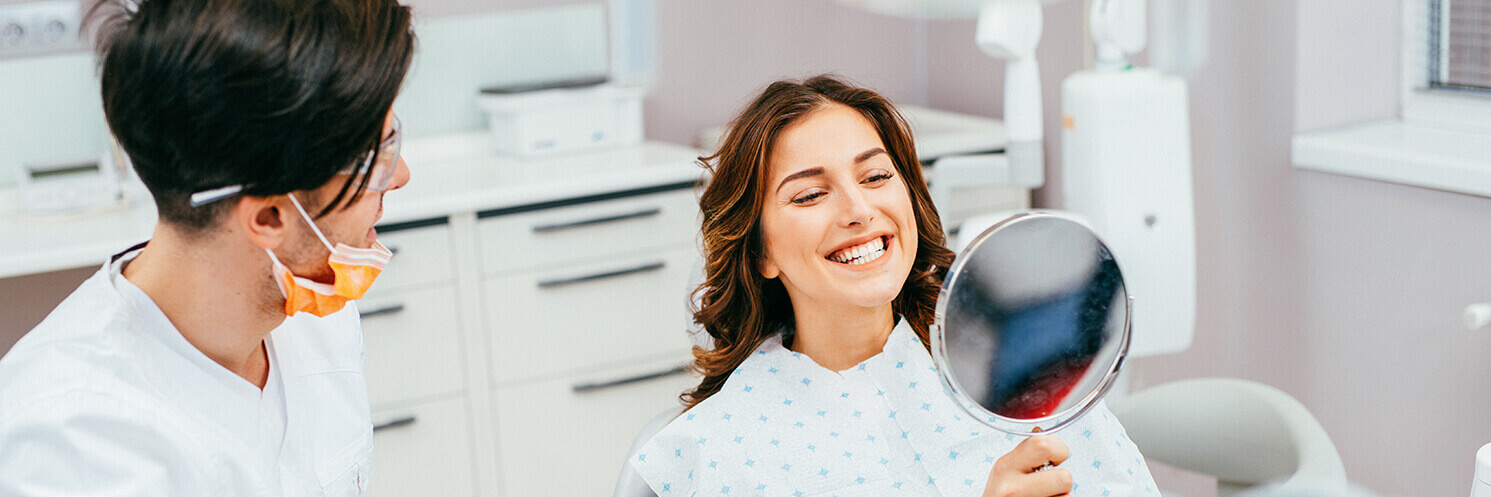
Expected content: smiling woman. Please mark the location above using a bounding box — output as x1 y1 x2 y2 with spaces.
628 75 1157 497
686 75 953 404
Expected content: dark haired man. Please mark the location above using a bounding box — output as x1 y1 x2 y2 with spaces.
0 0 414 495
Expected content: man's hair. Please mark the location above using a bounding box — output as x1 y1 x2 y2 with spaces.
90 0 415 230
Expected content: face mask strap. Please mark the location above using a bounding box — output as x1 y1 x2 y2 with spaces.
286 193 335 251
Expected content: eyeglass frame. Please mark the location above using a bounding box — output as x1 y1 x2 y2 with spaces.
188 115 402 208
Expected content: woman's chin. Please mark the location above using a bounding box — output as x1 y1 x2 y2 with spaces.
839 283 903 309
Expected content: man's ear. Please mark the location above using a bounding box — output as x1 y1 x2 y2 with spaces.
236 195 291 251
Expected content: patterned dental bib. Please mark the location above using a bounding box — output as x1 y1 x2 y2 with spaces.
632 319 1157 497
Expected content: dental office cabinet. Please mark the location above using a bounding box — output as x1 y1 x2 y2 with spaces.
0 107 1025 496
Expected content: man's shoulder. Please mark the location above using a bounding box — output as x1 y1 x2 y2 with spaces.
0 270 137 405
0 341 162 428
0 385 229 496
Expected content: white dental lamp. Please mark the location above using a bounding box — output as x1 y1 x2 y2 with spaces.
840 0 1057 187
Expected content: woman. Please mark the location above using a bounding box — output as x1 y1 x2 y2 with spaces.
632 76 1156 497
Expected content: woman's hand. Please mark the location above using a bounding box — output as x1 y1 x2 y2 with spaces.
982 435 1073 497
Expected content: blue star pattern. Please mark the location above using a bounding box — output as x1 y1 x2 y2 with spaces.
632 320 1157 497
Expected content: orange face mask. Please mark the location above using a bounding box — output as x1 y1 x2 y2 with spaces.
267 194 393 317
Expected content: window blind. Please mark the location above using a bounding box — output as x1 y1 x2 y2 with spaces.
1426 0 1491 93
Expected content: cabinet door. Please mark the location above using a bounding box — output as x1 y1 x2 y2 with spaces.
370 396 476 497
484 247 696 383
476 189 698 276
374 222 456 291
360 286 465 409
492 358 697 497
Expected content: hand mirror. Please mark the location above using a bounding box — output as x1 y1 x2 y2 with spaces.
931 211 1131 435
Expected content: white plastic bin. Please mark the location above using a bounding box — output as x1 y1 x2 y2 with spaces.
477 83 645 157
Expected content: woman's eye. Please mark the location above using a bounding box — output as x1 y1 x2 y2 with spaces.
791 191 826 204
863 172 893 184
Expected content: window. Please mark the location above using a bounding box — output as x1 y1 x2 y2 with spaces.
1402 0 1491 132
1290 0 1491 198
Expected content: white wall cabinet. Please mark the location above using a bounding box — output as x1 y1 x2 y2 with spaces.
363 164 703 496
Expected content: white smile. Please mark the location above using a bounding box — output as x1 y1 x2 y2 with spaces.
828 236 887 266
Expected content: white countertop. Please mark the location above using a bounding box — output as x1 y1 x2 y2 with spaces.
384 133 703 223
0 136 704 279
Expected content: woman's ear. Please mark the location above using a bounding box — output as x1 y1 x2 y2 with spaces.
758 254 780 280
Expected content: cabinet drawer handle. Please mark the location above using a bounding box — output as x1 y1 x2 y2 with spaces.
571 364 690 393
360 303 406 319
536 261 666 289
372 415 417 432
531 207 662 233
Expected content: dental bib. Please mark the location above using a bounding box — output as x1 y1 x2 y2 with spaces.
631 319 1156 497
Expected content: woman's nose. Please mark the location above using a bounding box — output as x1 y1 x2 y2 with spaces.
838 187 875 228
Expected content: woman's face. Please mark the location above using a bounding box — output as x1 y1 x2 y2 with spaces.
758 102 918 311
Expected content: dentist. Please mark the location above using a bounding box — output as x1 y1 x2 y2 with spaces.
0 0 414 495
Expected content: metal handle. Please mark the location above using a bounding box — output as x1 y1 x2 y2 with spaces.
360 303 406 319
571 364 689 393
531 207 662 234
372 415 416 432
536 261 665 289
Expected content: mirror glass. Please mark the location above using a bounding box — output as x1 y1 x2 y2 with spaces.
932 211 1131 434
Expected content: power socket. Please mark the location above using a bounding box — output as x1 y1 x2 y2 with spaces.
0 0 83 60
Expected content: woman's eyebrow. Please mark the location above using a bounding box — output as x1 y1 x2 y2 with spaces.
776 167 825 194
855 147 886 163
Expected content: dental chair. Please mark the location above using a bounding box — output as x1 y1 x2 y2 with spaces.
613 405 683 497
1110 377 1349 497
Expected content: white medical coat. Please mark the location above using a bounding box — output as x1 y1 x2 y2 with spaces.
0 246 374 496
633 319 1157 497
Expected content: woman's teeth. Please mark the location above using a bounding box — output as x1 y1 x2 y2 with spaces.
829 237 886 265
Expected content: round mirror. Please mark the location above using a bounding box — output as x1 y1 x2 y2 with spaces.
932 211 1131 434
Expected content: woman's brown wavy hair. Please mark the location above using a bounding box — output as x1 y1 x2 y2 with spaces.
683 75 954 409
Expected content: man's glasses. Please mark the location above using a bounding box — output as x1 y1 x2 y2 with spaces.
189 116 402 207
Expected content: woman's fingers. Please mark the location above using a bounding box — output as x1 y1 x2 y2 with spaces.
1018 468 1074 497
984 436 1075 497
996 435 1071 473
984 468 1075 497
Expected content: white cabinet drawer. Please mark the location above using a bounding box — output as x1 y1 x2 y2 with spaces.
476 188 699 275
370 396 476 497
373 220 455 292
492 358 697 497
484 248 696 382
360 286 465 408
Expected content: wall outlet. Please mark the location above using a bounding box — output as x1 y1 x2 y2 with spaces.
0 1 82 60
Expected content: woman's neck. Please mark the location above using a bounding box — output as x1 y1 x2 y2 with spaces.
788 302 895 372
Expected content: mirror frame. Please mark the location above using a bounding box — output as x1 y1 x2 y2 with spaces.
931 210 1133 434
